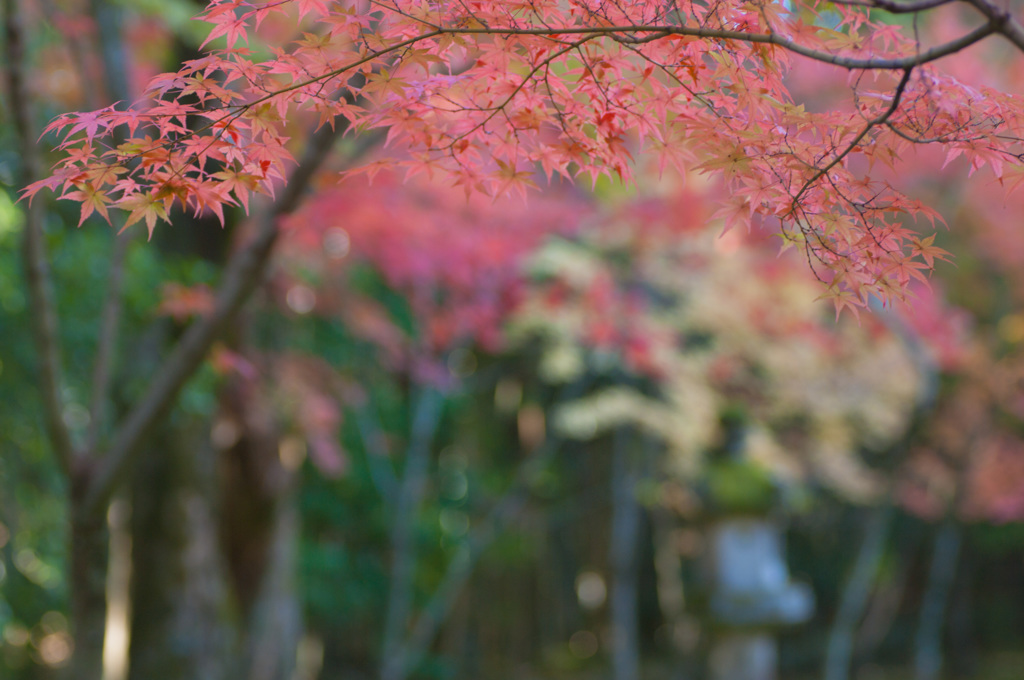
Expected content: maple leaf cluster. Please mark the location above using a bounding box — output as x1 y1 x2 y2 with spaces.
26 0 1024 309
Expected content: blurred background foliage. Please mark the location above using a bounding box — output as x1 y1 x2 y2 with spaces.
4 1 1024 680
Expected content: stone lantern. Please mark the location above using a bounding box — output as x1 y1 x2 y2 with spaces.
705 516 813 680
699 454 814 680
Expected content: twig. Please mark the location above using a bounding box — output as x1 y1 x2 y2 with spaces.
51 9 1010 174
791 68 915 211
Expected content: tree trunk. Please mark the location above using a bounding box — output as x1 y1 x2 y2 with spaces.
219 378 302 680
824 504 893 680
913 521 962 680
65 473 109 680
380 388 444 680
947 547 976 678
855 527 919 660
652 507 696 680
127 421 234 680
608 427 642 680
237 498 302 680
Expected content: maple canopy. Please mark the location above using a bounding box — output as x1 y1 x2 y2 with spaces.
26 0 1024 310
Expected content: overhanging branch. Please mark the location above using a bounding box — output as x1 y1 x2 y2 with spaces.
83 120 345 514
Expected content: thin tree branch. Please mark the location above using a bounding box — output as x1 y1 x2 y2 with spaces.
87 233 128 451
82 118 346 514
3 0 75 476
201 20 1003 109
962 0 1024 52
358 0 1004 69
68 12 1005 167
790 68 915 211
827 0 956 14
86 0 133 452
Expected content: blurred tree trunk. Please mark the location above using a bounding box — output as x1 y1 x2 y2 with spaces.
4 0 107 674
947 546 976 678
537 450 584 652
913 521 962 680
127 419 234 680
120 345 304 680
651 507 695 680
237 501 302 680
219 377 302 680
824 504 893 680
66 479 109 680
854 530 917 660
380 387 444 680
609 427 642 680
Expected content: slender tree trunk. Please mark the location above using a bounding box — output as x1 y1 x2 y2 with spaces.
102 497 131 680
218 378 302 680
824 504 893 680
947 548 976 678
238 497 302 680
651 507 694 680
66 472 109 680
855 528 919 660
608 427 642 680
537 442 588 653
380 387 444 680
127 421 234 680
913 521 962 680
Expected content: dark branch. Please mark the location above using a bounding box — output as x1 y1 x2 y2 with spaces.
826 0 956 14
791 68 915 210
240 20 1001 111
962 0 1024 52
83 119 346 514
